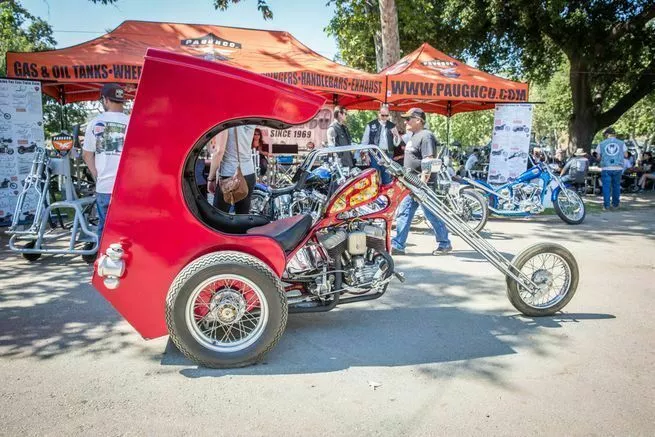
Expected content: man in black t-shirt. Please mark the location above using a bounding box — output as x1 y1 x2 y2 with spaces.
391 108 452 255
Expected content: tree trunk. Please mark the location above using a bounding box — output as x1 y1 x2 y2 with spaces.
378 0 401 69
374 31 384 72
378 0 402 128
568 58 598 152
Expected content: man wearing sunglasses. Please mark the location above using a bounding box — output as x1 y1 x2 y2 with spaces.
361 104 401 184
391 108 452 255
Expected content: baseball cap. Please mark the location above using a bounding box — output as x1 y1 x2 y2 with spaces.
400 107 426 122
101 83 126 103
603 127 616 136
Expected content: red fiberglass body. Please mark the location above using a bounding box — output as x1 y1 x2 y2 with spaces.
92 49 325 338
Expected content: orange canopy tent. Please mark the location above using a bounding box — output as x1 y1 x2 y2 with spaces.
5 20 384 107
382 43 529 116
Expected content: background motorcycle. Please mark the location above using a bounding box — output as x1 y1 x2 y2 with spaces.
412 157 489 233
461 156 586 225
250 152 375 223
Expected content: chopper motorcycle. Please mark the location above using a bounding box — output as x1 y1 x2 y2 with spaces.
91 49 580 369
460 156 586 225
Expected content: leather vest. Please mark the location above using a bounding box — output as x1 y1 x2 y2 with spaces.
367 119 396 155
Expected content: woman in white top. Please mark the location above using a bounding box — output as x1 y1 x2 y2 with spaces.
207 125 256 214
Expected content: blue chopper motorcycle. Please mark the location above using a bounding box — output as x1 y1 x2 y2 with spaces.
461 158 586 225
250 152 338 223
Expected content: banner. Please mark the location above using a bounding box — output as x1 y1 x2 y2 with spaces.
0 79 43 226
260 104 334 152
487 104 533 185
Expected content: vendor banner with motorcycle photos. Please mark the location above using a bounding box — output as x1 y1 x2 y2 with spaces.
487 104 534 185
259 104 334 153
0 79 43 226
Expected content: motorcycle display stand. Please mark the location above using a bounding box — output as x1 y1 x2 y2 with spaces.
6 146 98 263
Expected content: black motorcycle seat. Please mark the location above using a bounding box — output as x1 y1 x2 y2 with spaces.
246 214 313 252
270 184 297 196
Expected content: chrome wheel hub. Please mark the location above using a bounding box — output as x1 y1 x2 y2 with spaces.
211 290 246 323
531 269 553 292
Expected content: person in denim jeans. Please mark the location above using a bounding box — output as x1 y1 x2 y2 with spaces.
595 127 626 210
391 108 452 255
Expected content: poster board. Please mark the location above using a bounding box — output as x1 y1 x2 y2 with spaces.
260 104 334 153
487 104 533 185
0 79 44 226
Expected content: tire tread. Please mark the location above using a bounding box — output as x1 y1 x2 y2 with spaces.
165 251 287 368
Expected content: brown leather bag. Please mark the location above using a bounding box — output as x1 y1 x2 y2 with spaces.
219 128 249 205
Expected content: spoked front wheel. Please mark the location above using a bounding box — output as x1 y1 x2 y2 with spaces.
166 251 287 368
506 243 579 316
553 188 586 225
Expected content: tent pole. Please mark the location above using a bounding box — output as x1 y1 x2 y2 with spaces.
446 101 452 146
59 86 66 132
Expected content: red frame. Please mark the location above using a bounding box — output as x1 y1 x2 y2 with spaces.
92 49 325 339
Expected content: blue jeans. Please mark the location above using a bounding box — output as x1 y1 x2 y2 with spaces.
96 193 111 237
392 195 451 251
370 155 393 185
600 170 622 208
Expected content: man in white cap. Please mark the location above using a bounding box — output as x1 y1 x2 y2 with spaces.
82 83 130 238
560 148 589 184
391 108 452 255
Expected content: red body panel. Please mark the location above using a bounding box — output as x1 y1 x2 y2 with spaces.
92 49 325 339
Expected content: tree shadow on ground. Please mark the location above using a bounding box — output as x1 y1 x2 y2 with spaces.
0 248 133 359
158 263 614 384
0 233 615 388
171 308 615 385
528 209 655 243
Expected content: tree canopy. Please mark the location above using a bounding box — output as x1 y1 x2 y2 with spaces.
328 0 655 150
1 1 87 135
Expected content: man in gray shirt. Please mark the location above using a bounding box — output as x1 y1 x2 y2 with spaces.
391 108 452 255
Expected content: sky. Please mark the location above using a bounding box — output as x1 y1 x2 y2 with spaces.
21 0 340 59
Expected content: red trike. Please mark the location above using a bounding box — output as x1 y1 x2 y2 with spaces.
93 49 579 368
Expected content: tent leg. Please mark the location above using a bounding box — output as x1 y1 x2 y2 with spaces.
59 86 67 132
446 116 451 146
445 101 453 147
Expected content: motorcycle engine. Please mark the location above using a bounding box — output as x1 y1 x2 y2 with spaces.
513 183 543 213
319 223 389 291
290 189 327 223
285 221 390 298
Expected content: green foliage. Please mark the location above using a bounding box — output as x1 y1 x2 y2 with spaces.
326 0 476 72
0 0 55 76
530 64 572 144
42 97 89 137
1 1 88 137
427 111 494 148
345 110 376 142
214 0 272 20
328 0 655 149
88 0 274 20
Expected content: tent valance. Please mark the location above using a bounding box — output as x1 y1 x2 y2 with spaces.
5 20 384 107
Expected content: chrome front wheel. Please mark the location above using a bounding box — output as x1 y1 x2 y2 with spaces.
506 243 579 316
553 188 586 225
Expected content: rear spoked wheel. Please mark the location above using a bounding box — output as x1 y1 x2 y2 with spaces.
506 243 579 316
166 252 287 368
